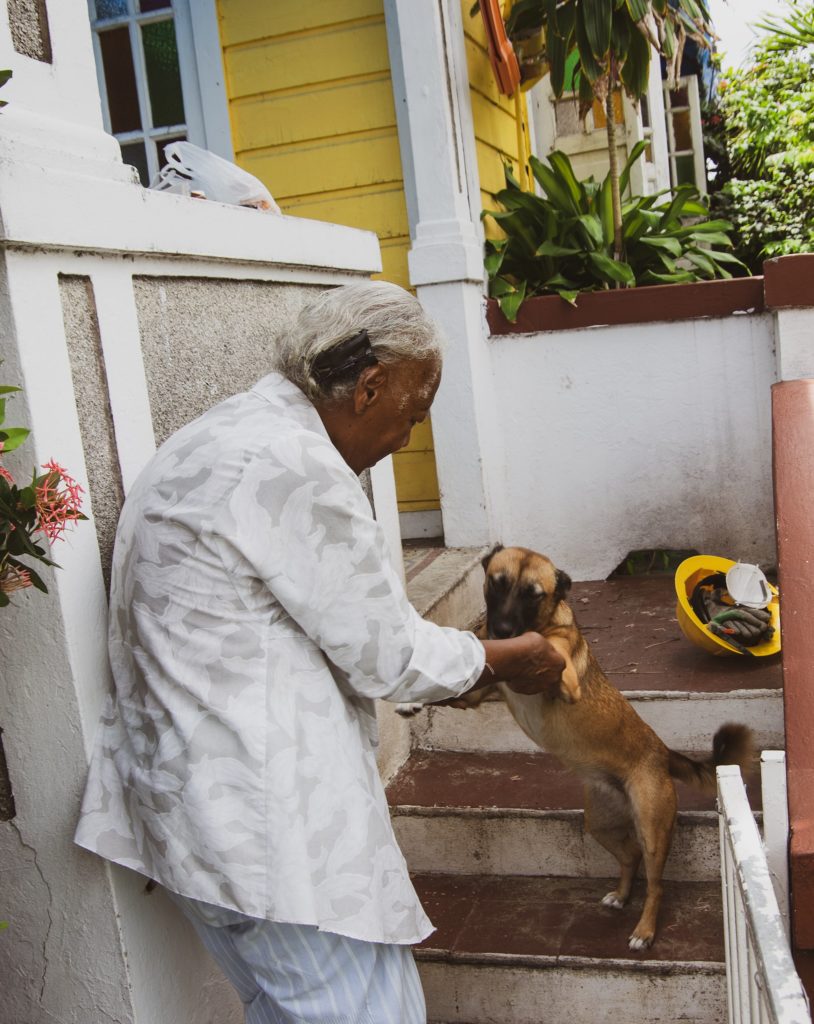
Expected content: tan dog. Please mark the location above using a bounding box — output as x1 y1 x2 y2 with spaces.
462 545 754 950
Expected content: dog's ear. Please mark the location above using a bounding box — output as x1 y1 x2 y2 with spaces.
554 568 572 601
482 543 504 572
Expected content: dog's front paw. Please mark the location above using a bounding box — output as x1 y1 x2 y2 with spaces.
395 702 424 718
601 891 626 910
628 932 654 951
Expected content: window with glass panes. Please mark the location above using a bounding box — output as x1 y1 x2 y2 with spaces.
88 0 189 186
663 75 707 195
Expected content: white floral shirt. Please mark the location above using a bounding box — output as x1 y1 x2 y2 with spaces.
75 373 484 944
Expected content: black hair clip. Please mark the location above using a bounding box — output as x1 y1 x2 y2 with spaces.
312 329 378 387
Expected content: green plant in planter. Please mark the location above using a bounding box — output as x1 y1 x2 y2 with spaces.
0 379 86 605
484 142 746 321
472 0 715 261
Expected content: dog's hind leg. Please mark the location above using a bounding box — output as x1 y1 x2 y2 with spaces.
583 784 642 911
626 771 677 950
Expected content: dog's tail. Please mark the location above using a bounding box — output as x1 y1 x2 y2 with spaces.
668 723 755 794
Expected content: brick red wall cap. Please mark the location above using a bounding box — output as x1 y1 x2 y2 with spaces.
764 254 814 310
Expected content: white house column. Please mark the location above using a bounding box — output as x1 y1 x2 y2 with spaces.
384 0 504 547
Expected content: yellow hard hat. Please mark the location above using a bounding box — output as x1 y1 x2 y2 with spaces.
674 554 781 657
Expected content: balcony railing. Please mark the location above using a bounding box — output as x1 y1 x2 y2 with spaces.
718 756 811 1024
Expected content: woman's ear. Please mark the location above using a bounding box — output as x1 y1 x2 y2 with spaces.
353 364 388 413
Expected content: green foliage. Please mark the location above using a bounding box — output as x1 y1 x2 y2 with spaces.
711 2 814 270
481 0 714 109
0 379 86 607
483 146 745 320
0 69 11 110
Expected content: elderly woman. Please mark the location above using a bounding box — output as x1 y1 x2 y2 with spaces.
75 281 563 1024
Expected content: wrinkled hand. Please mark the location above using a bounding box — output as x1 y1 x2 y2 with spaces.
504 632 566 696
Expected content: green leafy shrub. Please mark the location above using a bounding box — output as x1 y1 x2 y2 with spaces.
484 143 745 321
711 7 814 271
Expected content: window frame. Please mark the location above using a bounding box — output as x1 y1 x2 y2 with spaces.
662 73 707 195
88 0 233 185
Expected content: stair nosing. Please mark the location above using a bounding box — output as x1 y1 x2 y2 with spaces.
391 803 737 825
415 947 726 974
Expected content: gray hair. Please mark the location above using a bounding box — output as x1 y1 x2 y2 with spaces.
274 280 445 402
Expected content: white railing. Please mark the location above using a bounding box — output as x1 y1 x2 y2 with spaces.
718 756 811 1024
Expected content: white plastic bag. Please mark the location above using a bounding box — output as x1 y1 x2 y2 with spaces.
149 141 281 214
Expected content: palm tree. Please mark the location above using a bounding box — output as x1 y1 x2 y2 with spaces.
499 0 715 260
754 0 814 53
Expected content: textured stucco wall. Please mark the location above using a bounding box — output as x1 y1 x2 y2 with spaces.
134 276 322 445
7 0 52 62
59 274 125 592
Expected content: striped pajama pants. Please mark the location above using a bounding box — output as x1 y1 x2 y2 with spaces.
169 890 427 1024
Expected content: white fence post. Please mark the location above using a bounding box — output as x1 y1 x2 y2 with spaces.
761 751 791 938
718 763 811 1024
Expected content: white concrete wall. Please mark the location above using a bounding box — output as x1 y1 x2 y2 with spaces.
487 312 777 581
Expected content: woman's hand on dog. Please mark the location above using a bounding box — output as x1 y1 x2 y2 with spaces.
480 633 566 697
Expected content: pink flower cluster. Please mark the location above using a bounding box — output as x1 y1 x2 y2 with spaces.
34 461 85 543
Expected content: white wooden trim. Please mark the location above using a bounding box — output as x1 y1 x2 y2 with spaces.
177 0 234 162
760 751 791 938
0 157 381 276
89 264 157 493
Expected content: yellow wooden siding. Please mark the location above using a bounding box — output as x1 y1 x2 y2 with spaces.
461 0 531 241
217 0 441 517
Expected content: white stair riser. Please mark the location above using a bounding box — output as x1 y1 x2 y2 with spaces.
394 812 722 881
419 961 725 1024
410 692 784 754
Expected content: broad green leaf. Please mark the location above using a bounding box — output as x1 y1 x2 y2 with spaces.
547 150 586 207
685 231 733 248
658 187 703 228
0 386 21 396
529 155 580 214
619 20 650 98
685 248 717 275
0 426 29 452
544 273 581 289
577 214 604 246
536 241 581 257
611 8 632 56
675 219 733 235
548 26 569 96
484 246 506 277
499 280 527 323
625 0 650 20
700 249 748 267
0 70 12 88
575 4 605 82
556 289 580 305
641 269 697 284
619 139 648 194
662 17 676 58
638 235 682 256
588 251 636 284
489 276 515 298
581 0 612 59
599 176 614 246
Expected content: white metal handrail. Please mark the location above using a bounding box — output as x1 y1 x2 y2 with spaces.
718 760 811 1024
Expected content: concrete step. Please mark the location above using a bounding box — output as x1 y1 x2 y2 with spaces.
404 543 488 629
388 750 762 882
415 873 726 1024
408 688 783 754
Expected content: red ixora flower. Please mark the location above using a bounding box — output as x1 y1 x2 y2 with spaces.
35 460 84 543
0 463 13 485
